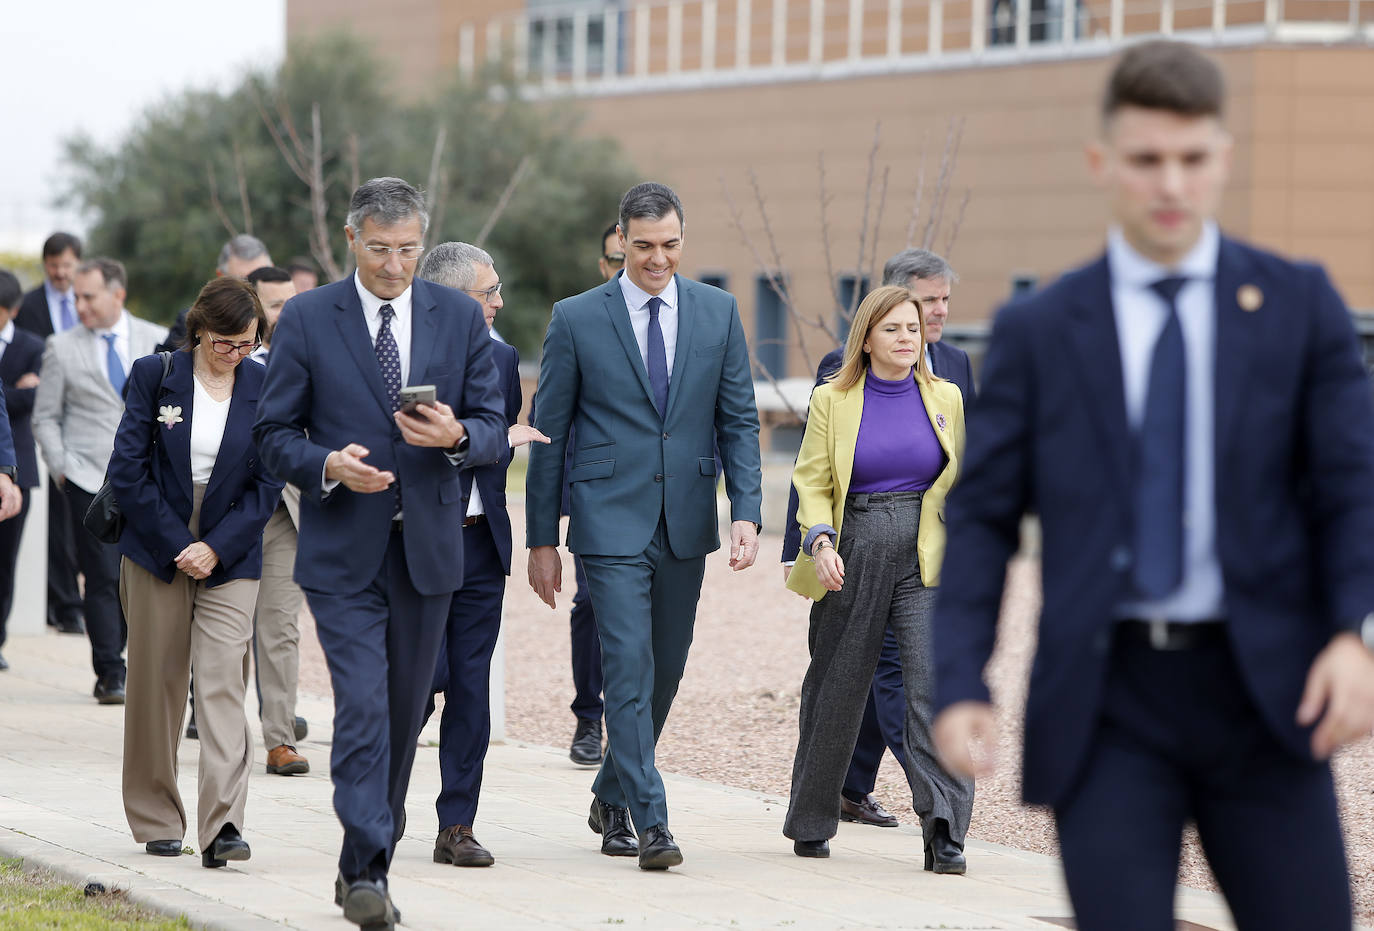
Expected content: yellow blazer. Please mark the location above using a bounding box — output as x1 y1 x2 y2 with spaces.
786 370 965 601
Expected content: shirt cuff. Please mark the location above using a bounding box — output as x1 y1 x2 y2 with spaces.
321 461 339 495
801 524 837 558
443 432 470 467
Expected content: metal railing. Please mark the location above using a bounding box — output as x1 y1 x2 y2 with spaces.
457 0 1374 94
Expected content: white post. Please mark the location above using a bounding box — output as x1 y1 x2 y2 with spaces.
1264 0 1280 31
929 0 943 55
703 0 718 71
1212 0 1226 34
10 475 48 638
1061 0 1075 42
972 0 986 53
573 9 590 84
1016 0 1030 48
636 3 651 77
848 0 864 59
540 13 557 84
809 0 825 64
737 0 753 67
887 0 902 57
772 0 788 66
1110 0 1124 41
668 0 684 73
1161 0 1175 33
514 15 530 80
604 7 620 78
459 23 476 79
487 19 502 68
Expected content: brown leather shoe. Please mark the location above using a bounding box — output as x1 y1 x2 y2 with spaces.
433 825 494 867
265 744 310 775
839 793 899 828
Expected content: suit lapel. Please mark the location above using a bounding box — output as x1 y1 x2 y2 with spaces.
1065 256 1133 492
333 286 394 420
917 378 956 462
833 376 863 496
602 276 658 412
664 276 695 422
408 280 437 387
158 353 196 502
1213 238 1256 467
75 328 120 403
205 363 259 495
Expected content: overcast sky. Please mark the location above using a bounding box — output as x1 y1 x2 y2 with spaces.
1 0 285 252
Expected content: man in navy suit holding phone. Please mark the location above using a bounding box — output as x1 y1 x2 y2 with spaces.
254 177 506 931
932 43 1374 930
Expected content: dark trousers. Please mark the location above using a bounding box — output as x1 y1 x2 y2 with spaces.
305 530 451 883
581 519 706 833
1055 631 1351 931
568 555 603 722
0 489 31 647
64 482 126 680
842 627 911 800
47 474 83 626
423 522 504 830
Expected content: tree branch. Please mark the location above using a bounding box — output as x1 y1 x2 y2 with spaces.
205 161 239 239
474 154 531 248
232 140 253 236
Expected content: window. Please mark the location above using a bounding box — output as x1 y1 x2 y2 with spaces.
699 272 729 292
527 1 624 77
834 274 870 345
755 274 788 380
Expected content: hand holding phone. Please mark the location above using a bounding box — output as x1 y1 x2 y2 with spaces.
399 384 436 415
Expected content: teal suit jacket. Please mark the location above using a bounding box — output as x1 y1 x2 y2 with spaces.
526 273 763 559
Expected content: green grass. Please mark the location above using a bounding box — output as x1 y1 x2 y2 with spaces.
0 858 191 930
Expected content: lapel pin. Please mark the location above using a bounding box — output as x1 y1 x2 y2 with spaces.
1237 284 1263 312
935 413 947 432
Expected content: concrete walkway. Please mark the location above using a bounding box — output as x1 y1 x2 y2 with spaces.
0 632 1248 930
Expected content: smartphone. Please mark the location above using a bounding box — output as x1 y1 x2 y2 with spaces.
399 384 436 415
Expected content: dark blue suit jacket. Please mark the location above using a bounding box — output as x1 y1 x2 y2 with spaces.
932 237 1374 806
781 339 976 562
463 338 521 576
109 352 283 586
253 276 507 597
1 327 45 487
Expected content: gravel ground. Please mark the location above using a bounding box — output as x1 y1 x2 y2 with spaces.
296 507 1374 923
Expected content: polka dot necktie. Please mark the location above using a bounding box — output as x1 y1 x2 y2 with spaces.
376 304 401 412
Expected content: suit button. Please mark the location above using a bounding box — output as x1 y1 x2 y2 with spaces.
1110 545 1131 571
654 474 663 482
662 433 670 440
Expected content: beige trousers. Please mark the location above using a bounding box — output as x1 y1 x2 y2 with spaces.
120 484 259 850
251 499 303 750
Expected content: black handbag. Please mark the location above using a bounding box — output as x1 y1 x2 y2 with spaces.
83 351 174 544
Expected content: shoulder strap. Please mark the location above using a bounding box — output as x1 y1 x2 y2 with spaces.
158 350 173 386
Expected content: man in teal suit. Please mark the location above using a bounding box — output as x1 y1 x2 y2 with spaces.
527 182 763 870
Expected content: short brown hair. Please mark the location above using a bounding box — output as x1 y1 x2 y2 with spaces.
828 284 938 391
77 257 127 292
184 278 267 352
1103 41 1225 123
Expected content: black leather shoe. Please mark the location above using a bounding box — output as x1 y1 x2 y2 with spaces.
840 793 899 827
588 798 638 856
638 825 683 870
202 823 251 868
336 873 402 924
294 715 308 742
792 838 830 858
569 718 603 766
923 820 966 875
55 614 85 635
342 877 397 930
393 808 406 846
94 675 125 705
145 839 182 857
433 825 495 867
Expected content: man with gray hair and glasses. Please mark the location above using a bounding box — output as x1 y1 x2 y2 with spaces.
255 179 506 930
416 242 546 868
159 234 274 353
780 248 975 858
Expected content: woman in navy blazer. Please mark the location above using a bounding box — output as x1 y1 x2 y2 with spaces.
109 278 281 869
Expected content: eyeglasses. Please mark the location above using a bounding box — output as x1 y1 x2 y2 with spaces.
208 337 260 356
464 282 502 302
603 252 625 267
362 244 425 261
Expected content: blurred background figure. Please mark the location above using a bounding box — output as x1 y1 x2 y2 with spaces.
286 257 319 294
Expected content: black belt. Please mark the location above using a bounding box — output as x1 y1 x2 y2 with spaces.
462 514 485 528
1118 618 1226 651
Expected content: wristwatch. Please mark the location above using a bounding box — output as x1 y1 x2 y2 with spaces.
812 537 833 556
0 466 16 482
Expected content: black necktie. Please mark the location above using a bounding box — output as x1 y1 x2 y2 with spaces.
646 296 669 416
1133 276 1188 599
376 304 401 412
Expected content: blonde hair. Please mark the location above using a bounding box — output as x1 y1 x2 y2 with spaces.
828 284 935 391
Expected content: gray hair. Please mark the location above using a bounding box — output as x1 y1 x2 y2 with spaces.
346 176 430 236
881 248 958 288
216 234 271 275
77 257 127 292
618 181 684 236
419 242 493 291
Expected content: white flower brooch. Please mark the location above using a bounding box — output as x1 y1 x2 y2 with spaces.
157 405 183 429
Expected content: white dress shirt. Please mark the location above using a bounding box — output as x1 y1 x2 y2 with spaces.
1109 222 1225 622
0 320 13 364
355 272 413 387
618 271 679 378
90 311 133 381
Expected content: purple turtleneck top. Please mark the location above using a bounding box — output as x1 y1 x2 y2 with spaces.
848 371 946 493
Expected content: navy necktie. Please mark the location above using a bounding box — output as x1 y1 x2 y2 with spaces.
375 304 401 412
1133 276 1188 599
103 333 126 395
646 296 669 416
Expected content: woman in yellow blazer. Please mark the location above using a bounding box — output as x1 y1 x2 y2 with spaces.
783 285 973 872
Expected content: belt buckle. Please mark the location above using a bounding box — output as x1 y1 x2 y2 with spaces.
1147 619 1171 650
